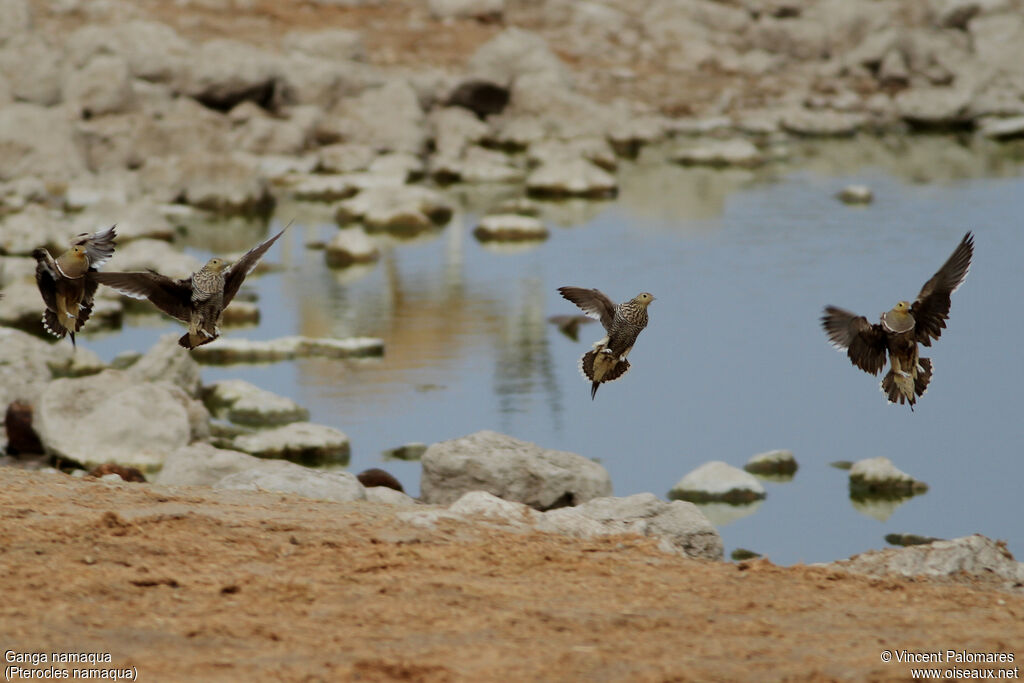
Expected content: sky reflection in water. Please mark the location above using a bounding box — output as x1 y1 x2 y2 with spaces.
89 138 1024 565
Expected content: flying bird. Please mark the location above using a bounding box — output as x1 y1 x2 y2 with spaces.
546 314 594 342
94 226 288 349
558 286 654 399
33 225 117 347
821 232 974 410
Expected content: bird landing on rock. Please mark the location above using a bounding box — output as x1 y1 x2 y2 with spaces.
558 286 654 399
821 232 973 410
33 225 117 347
95 224 289 349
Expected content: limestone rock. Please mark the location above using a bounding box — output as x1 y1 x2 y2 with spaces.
671 138 764 168
468 28 570 87
894 86 973 128
0 35 62 106
34 370 195 472
526 159 618 199
836 185 874 204
155 442 265 487
744 449 798 476
191 335 384 364
780 109 866 137
320 80 426 154
204 379 310 427
335 186 454 234
473 214 549 242
0 103 86 183
176 38 280 111
429 0 503 21
232 421 351 466
63 54 135 119
365 486 419 505
215 464 366 502
281 28 367 62
668 461 767 504
830 534 1024 585
539 493 724 560
848 456 928 496
420 430 612 509
127 333 203 396
325 229 380 268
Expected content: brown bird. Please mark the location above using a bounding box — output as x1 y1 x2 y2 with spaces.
546 314 595 342
33 225 117 347
821 232 974 410
558 287 654 399
94 226 287 349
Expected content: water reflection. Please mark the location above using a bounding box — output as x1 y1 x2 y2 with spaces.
849 492 925 523
695 500 764 527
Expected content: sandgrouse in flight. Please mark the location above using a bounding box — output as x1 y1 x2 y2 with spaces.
821 232 973 410
95 226 287 349
33 225 117 347
558 287 654 399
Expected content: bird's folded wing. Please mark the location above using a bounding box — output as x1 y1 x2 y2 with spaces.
558 287 616 330
93 271 193 323
821 306 888 375
223 227 287 305
32 249 59 311
912 231 973 346
72 225 117 270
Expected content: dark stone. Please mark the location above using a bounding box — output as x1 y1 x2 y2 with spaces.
445 79 510 119
357 467 404 492
5 401 44 456
89 463 147 482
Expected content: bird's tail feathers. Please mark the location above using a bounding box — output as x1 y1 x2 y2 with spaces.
880 357 932 410
180 331 218 350
580 349 630 396
41 310 67 340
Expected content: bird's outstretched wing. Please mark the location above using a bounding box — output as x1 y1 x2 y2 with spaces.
911 232 973 346
93 271 193 323
821 306 888 375
223 226 287 306
558 286 616 331
72 225 117 270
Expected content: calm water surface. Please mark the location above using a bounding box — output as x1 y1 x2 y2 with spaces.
89 138 1024 565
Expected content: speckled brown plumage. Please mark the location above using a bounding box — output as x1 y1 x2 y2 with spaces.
558 287 654 399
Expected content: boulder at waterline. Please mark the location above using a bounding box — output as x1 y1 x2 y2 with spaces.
669 461 766 504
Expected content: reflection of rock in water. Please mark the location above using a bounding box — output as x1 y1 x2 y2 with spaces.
849 491 923 522
695 499 763 527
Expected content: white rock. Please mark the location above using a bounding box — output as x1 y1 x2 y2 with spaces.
335 185 454 234
190 335 384 364
155 442 265 487
431 146 525 184
526 159 618 198
215 465 366 503
0 103 86 183
35 370 197 472
979 115 1024 140
325 229 380 268
894 86 973 128
63 54 135 118
849 456 928 494
420 430 612 509
0 328 77 407
671 138 764 168
316 143 378 174
0 35 62 106
429 107 490 158
321 80 426 154
232 422 351 466
669 461 767 503
365 486 418 505
539 493 724 560
287 174 360 202
448 490 540 526
204 379 309 427
127 333 203 396
780 108 866 137
282 28 366 61
830 535 1024 585
836 185 874 205
179 153 274 215
176 38 279 110
104 239 202 280
528 137 618 171
744 449 798 477
468 28 570 87
473 214 549 242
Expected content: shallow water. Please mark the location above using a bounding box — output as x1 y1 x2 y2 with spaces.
88 137 1024 565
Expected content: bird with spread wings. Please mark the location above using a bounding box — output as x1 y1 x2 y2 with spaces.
821 232 974 410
